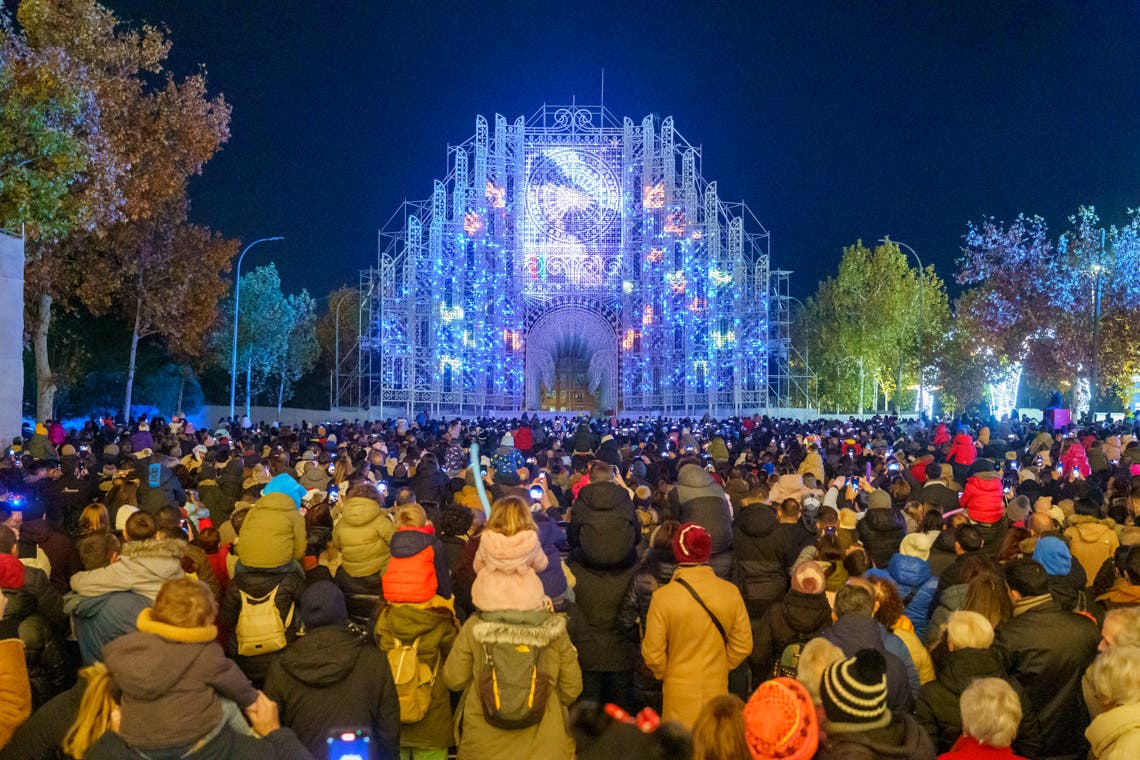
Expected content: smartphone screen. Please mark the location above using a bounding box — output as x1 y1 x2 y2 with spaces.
327 729 370 760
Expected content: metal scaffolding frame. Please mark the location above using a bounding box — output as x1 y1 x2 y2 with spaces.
338 104 814 416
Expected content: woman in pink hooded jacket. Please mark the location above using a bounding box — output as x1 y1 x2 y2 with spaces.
471 495 549 612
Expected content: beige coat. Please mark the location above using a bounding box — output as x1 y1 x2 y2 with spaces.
1066 516 1120 583
641 564 751 727
1086 701 1140 760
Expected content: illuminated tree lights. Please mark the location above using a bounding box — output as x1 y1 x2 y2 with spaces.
368 106 780 414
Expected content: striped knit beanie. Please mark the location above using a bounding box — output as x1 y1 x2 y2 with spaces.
820 649 891 733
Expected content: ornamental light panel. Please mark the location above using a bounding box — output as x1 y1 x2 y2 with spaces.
356 105 799 416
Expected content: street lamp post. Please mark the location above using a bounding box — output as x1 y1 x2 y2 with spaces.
881 238 925 418
229 236 284 420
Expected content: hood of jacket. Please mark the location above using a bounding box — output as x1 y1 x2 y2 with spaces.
121 537 187 561
261 472 308 508
478 529 540 570
1067 516 1115 540
472 609 566 646
105 626 216 699
675 464 725 503
863 506 903 532
390 526 434 559
735 503 778 538
779 589 832 634
339 495 382 527
822 613 887 655
826 715 930 757
253 491 302 516
277 625 365 687
577 481 632 511
886 553 932 589
935 647 1005 692
969 471 1002 485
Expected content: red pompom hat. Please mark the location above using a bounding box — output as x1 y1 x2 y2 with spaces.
673 522 712 565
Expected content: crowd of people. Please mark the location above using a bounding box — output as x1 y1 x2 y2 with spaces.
1 408 1139 759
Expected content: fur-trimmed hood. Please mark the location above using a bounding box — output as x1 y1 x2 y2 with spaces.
121 538 187 561
471 611 566 647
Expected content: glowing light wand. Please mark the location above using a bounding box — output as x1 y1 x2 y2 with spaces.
469 442 491 517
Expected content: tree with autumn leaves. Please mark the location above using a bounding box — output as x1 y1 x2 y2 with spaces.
3 0 236 420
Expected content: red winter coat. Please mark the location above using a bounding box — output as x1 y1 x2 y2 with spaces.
938 734 1029 760
933 424 950 446
513 426 534 453
947 434 977 466
1060 442 1091 478
960 473 1003 524
910 456 934 484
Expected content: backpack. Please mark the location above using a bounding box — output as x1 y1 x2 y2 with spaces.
387 636 438 724
477 640 551 730
235 585 293 657
773 637 809 679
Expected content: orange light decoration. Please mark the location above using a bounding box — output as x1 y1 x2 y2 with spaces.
642 304 654 325
484 181 506 208
646 247 664 264
503 329 523 351
664 212 686 236
643 182 665 209
687 296 706 313
691 230 703 240
666 270 687 294
464 212 483 235
621 329 641 350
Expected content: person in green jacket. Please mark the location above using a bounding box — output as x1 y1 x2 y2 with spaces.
236 475 306 571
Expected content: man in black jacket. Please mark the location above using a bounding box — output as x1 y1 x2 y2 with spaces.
567 461 639 711
264 582 400 758
994 559 1099 759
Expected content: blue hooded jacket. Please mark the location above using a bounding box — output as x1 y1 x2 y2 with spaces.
867 552 939 640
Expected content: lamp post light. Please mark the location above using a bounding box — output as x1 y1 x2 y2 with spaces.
881 238 925 418
229 237 284 420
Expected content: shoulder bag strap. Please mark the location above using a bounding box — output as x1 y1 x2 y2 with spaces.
674 577 727 644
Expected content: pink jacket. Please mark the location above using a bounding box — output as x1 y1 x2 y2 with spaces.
471 529 548 612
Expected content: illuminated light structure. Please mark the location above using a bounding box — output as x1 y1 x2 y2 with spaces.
340 105 812 415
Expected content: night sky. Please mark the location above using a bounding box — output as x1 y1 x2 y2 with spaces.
100 1 1140 302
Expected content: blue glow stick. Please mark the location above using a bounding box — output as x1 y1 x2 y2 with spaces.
470 442 491 517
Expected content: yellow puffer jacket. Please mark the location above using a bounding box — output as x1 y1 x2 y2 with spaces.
235 492 306 569
331 496 395 578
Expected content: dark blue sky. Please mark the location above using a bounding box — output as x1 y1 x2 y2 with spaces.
103 0 1140 301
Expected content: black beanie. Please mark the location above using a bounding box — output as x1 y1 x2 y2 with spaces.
300 580 347 630
820 649 891 733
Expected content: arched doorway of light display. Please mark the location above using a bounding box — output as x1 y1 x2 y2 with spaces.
526 306 617 413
